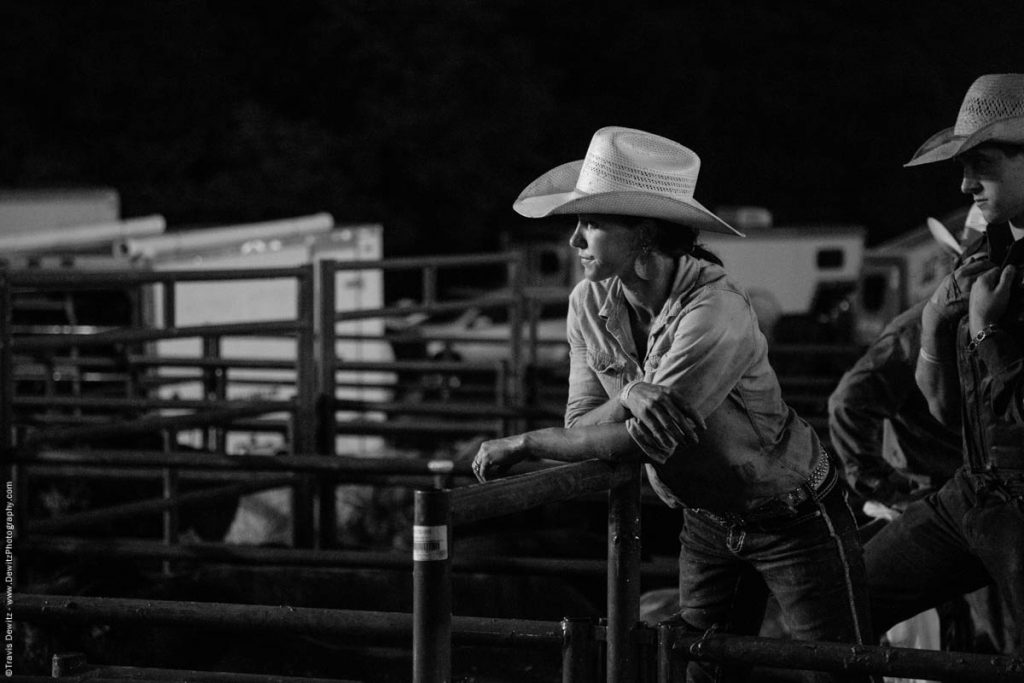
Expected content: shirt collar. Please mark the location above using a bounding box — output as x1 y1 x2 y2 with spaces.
986 222 1024 266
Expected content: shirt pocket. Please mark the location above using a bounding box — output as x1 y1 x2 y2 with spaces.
587 349 628 391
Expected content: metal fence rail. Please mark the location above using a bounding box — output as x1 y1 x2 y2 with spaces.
14 593 562 649
412 458 642 683
657 625 1024 682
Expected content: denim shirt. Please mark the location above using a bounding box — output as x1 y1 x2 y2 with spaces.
565 255 822 513
954 223 1024 474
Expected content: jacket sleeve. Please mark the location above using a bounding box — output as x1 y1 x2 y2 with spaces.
828 329 913 497
974 327 1024 425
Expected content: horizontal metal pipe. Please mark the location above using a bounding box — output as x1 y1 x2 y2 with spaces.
333 420 501 437
24 465 449 489
25 464 309 483
334 296 515 323
128 354 298 370
20 449 467 475
20 536 679 580
333 359 501 373
28 476 295 534
8 265 308 287
14 396 295 411
66 664 357 683
14 594 561 648
334 332 568 347
666 629 1024 682
449 459 634 526
15 318 304 349
325 252 518 272
21 402 292 446
331 398 561 420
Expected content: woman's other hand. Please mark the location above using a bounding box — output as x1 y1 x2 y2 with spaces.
619 382 705 449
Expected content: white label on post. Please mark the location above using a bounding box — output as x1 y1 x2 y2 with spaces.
413 525 448 561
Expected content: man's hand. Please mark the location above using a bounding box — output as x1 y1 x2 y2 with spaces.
472 434 528 482
969 264 1018 335
619 382 706 449
925 255 992 332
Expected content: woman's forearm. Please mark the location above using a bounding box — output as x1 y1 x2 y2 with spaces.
524 423 642 463
569 397 629 427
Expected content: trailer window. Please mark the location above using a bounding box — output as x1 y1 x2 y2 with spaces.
816 248 845 270
859 274 887 312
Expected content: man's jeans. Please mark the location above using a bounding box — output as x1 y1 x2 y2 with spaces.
865 467 1024 651
676 471 873 682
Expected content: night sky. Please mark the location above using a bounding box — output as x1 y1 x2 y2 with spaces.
3 1 1024 257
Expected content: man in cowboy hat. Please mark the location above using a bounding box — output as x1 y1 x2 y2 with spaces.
864 73 1024 653
473 126 872 681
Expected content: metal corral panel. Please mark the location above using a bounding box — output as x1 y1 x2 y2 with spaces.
137 216 388 456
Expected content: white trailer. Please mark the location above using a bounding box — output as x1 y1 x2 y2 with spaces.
850 208 971 345
700 223 866 341
128 214 390 456
0 188 120 234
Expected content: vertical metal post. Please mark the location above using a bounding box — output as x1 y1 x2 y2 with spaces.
52 652 88 677
657 622 685 683
201 336 225 452
506 253 523 412
422 266 437 305
292 264 317 548
607 464 642 683
413 488 451 683
315 260 338 549
562 617 597 683
161 467 179 575
0 269 12 454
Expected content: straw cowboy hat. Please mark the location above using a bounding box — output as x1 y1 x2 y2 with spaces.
513 126 744 236
906 73 1024 166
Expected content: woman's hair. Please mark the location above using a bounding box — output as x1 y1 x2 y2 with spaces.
629 216 723 266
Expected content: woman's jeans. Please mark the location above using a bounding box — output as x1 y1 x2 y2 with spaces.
865 467 1024 652
676 471 873 682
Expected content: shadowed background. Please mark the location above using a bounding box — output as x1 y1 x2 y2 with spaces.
3 0 1023 256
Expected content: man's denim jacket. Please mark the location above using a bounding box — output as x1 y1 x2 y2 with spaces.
953 223 1024 477
565 256 823 514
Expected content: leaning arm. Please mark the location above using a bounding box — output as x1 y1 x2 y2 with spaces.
523 423 642 463
472 423 641 481
915 290 963 426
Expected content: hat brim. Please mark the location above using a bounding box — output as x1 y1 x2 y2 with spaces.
906 117 1024 166
513 160 744 236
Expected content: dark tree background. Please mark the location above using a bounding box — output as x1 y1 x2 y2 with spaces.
2 1 1023 257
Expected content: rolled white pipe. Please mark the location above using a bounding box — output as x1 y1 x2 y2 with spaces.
119 212 335 259
0 215 166 253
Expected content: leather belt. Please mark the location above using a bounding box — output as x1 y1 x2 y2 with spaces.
773 446 832 509
695 447 834 527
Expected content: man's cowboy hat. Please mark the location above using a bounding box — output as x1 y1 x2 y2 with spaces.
513 126 744 236
906 73 1024 167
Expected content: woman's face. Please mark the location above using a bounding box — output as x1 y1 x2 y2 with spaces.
569 214 641 282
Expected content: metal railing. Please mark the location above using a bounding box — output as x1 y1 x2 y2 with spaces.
411 458 641 683
9 256 1001 681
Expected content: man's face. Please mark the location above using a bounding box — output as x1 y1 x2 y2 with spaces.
958 144 1024 225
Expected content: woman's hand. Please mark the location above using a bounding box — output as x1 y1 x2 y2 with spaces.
969 264 1017 335
619 382 705 449
472 434 528 482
